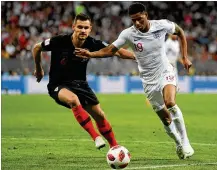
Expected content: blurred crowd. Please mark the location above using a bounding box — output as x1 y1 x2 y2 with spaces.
1 1 217 76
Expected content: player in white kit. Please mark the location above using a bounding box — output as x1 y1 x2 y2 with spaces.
75 3 194 159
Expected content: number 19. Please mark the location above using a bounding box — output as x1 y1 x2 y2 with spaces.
134 43 143 52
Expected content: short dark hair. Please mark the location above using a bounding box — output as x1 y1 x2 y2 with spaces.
128 3 147 15
74 13 92 23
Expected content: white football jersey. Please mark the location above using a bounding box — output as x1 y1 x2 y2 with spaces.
112 19 175 85
165 38 180 67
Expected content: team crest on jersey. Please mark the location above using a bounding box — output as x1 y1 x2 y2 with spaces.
60 57 68 65
152 29 164 39
60 51 69 65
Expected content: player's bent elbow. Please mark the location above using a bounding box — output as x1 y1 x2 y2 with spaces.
33 43 42 53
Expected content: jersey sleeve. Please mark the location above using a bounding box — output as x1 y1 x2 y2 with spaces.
160 19 176 34
41 36 61 51
112 29 128 49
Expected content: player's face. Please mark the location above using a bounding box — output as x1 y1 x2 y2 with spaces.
130 12 148 32
73 20 92 40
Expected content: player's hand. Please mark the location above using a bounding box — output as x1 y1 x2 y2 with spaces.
75 48 91 58
182 57 192 74
34 68 44 83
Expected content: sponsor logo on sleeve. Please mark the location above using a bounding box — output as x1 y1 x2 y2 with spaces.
45 39 50 46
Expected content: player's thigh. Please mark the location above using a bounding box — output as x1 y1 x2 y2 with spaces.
58 88 80 107
49 86 75 108
163 84 176 106
146 90 165 112
161 70 177 107
84 104 105 120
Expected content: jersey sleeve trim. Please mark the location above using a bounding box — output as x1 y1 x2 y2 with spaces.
112 29 129 49
171 22 176 34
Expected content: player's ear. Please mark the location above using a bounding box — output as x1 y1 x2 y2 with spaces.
72 20 77 31
144 12 148 19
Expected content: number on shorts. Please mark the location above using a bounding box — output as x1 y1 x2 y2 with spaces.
166 75 175 81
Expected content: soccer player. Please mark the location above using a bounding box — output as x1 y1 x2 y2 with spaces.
75 3 194 159
32 13 135 149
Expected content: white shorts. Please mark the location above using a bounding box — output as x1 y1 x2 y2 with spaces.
142 68 177 112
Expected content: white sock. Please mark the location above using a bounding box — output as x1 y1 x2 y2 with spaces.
168 105 189 146
164 121 182 146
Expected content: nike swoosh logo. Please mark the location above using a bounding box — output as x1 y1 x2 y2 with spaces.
134 38 142 41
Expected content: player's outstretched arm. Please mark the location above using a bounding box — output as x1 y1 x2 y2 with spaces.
175 24 192 73
32 43 44 82
115 48 136 60
75 44 119 58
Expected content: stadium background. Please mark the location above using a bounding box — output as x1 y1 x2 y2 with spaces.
1 1 217 94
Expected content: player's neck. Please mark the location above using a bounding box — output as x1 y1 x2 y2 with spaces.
72 34 85 48
140 21 150 33
141 21 150 33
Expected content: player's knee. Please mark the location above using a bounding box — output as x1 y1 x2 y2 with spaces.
99 111 106 119
66 95 80 108
94 110 106 121
164 99 176 108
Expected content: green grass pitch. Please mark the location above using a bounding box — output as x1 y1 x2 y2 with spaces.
2 94 217 170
